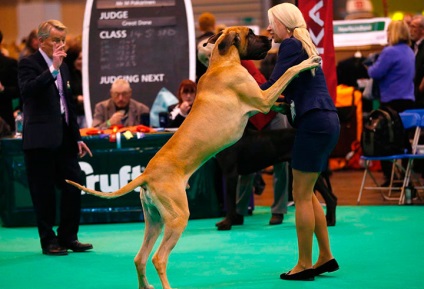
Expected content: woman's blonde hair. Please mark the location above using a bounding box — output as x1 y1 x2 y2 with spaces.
387 20 411 46
268 3 318 57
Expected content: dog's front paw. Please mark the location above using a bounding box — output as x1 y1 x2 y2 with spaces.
311 55 322 64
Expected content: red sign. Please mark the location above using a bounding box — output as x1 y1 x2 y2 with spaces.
298 0 337 101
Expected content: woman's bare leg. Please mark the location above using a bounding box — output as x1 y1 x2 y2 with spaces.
289 169 319 274
312 193 334 268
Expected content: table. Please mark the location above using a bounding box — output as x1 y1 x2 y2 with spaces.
0 133 222 227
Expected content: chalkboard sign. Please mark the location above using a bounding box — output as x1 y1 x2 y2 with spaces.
82 0 195 127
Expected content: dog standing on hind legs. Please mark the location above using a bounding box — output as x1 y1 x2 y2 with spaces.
66 26 321 289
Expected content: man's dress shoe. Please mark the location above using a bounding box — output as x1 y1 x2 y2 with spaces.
269 213 284 225
280 268 315 281
215 214 244 231
313 258 339 276
42 244 68 256
62 240 93 252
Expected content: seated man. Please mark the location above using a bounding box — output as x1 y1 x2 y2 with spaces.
92 78 150 129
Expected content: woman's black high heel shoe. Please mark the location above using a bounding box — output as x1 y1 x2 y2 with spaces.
280 268 315 281
313 259 339 276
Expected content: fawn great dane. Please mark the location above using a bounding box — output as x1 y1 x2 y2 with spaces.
67 26 321 289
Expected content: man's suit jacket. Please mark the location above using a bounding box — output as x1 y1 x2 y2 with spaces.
18 50 81 150
0 53 19 131
92 98 150 129
415 41 424 104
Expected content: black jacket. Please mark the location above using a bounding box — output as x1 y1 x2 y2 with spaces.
415 41 424 105
18 50 81 150
0 53 19 130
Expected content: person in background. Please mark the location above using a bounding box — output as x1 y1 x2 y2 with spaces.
197 30 290 230
0 30 20 133
196 12 216 83
65 40 86 128
215 60 290 230
263 3 340 280
259 29 280 80
403 13 414 28
18 29 39 61
409 15 424 108
92 78 150 129
167 79 196 128
367 20 415 186
367 20 415 112
18 19 93 256
0 31 10 56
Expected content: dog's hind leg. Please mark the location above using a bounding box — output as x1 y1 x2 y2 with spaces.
152 192 190 289
135 200 164 289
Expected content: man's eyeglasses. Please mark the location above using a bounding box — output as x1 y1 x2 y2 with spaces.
111 91 131 97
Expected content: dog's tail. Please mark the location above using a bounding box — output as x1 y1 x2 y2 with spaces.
65 175 145 199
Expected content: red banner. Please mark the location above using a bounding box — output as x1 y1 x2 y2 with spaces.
298 0 337 101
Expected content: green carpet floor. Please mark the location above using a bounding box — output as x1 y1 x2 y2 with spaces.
1 206 423 289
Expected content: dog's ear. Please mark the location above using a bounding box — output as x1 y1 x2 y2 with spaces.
204 32 222 46
217 31 239 55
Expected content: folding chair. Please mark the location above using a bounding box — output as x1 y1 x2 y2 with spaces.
396 110 424 204
357 112 421 204
402 109 424 153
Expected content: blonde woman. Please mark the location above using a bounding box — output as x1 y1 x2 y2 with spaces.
262 3 340 280
367 20 415 185
367 20 415 111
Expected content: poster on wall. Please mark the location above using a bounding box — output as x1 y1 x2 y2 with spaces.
333 17 390 47
82 0 195 127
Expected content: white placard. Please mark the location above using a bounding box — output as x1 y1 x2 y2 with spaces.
333 17 391 47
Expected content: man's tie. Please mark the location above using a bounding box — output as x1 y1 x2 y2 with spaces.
56 71 69 124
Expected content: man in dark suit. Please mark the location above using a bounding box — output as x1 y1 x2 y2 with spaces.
18 20 93 256
410 15 424 107
0 30 20 133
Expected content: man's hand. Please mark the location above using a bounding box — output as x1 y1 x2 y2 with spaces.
52 42 67 70
109 110 126 126
78 141 92 158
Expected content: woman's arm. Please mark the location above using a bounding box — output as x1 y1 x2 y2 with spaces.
367 47 394 80
260 38 303 90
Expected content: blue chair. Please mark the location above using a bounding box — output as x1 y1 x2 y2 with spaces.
402 109 424 153
396 113 424 204
357 112 421 204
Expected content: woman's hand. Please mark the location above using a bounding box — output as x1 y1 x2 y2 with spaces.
179 101 192 116
271 102 290 114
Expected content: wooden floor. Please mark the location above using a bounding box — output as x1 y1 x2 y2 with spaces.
255 168 423 207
